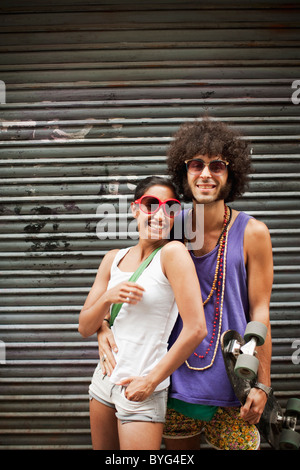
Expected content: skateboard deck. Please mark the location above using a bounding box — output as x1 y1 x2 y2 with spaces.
221 329 300 450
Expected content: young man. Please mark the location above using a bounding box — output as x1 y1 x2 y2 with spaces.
98 118 273 450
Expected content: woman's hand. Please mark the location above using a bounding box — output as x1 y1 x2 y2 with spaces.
105 281 145 305
118 376 156 402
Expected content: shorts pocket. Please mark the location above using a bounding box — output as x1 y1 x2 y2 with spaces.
121 386 154 406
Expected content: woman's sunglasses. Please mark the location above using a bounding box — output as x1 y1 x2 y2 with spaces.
185 158 229 176
134 195 181 219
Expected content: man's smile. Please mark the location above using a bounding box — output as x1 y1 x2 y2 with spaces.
196 182 217 190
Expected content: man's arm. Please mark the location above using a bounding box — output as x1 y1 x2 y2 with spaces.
240 218 273 424
97 319 118 376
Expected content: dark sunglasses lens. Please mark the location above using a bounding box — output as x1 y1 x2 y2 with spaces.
187 160 204 173
209 161 227 174
140 196 160 213
165 201 181 218
187 159 227 175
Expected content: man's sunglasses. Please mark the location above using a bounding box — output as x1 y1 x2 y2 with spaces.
134 195 181 219
185 158 229 176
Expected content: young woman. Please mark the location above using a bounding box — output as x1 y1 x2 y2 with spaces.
78 176 207 450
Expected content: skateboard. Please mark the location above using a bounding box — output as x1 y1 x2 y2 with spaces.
221 321 300 450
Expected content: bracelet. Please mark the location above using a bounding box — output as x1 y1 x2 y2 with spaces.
103 318 110 326
253 381 272 397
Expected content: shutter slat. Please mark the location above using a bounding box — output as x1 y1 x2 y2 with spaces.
1 0 299 450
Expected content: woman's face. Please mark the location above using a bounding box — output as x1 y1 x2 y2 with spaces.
132 185 180 240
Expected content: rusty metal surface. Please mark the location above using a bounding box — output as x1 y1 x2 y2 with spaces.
0 0 300 449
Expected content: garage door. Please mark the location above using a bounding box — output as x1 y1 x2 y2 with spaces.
0 0 299 449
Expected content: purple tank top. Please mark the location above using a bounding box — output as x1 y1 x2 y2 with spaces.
169 211 251 407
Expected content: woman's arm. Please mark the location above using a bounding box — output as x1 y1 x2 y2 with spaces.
78 250 117 338
78 249 144 338
120 241 207 401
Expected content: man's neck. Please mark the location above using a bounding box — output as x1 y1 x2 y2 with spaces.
191 199 226 256
193 199 225 233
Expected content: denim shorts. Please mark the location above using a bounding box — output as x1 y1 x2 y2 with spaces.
89 364 168 424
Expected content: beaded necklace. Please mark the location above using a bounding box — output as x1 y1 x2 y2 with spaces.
185 204 231 371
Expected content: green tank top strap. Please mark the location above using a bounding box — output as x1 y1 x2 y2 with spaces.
110 246 162 327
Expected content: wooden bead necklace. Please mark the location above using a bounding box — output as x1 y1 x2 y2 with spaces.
185 204 231 371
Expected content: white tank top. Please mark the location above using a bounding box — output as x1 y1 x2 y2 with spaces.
107 246 178 391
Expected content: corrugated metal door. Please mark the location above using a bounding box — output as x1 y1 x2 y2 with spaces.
0 0 299 449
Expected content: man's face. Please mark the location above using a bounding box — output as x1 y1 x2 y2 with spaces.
185 154 231 204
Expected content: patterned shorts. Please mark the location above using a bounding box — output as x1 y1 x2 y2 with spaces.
163 406 260 450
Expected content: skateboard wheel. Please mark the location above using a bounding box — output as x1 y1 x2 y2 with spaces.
279 428 300 450
244 321 267 346
234 353 259 380
286 398 300 415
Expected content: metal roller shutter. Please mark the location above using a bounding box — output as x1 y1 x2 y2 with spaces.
0 0 299 449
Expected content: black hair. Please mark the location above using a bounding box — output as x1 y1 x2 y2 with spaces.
167 117 252 202
134 176 180 201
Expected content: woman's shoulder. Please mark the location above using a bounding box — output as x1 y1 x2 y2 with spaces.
161 240 188 258
98 248 120 271
160 241 196 279
103 248 120 262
